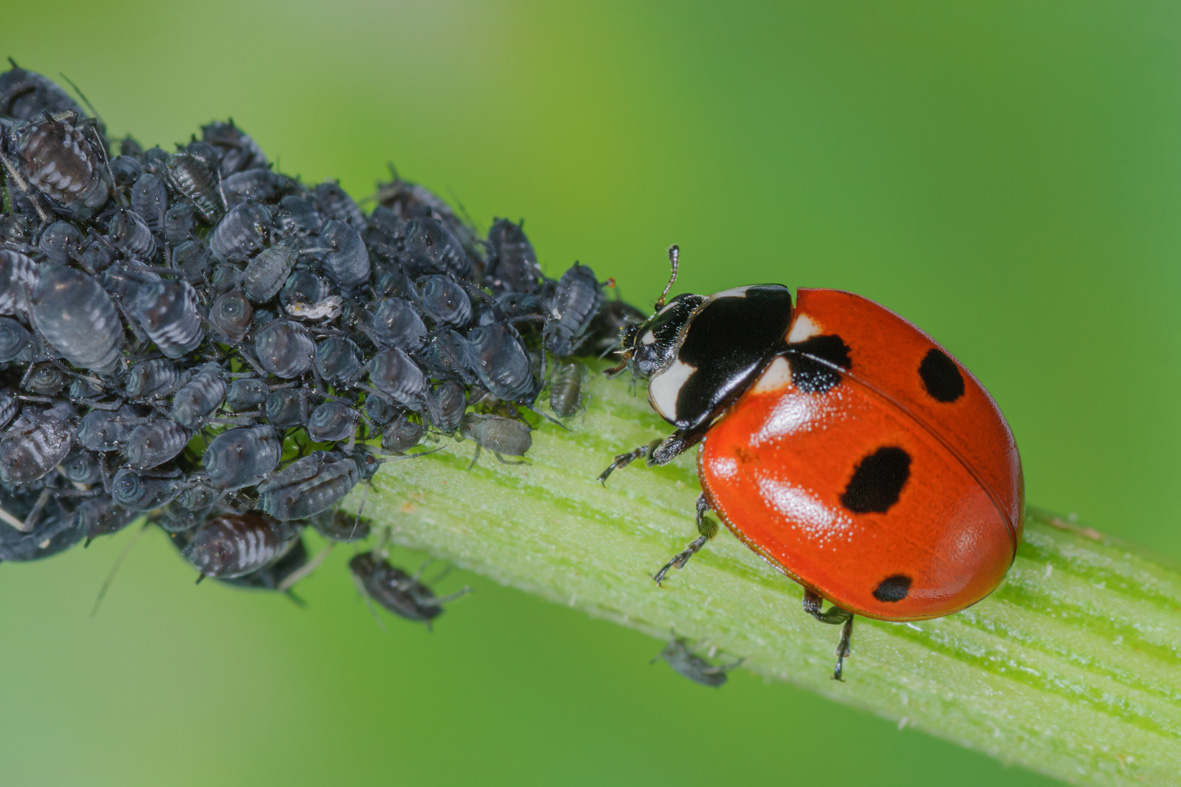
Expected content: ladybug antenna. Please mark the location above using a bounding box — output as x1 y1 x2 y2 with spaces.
654 245 679 311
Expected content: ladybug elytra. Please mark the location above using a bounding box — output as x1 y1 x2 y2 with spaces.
602 246 1024 680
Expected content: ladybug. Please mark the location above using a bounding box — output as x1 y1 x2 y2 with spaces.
601 246 1024 680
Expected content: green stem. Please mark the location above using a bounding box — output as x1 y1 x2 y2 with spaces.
348 363 1181 787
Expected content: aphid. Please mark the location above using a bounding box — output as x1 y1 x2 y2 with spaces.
424 381 466 433
209 201 271 263
0 389 19 430
313 336 364 387
163 202 195 246
279 268 331 310
309 510 370 542
350 552 465 627
171 362 225 428
258 451 360 521
220 169 293 207
307 401 358 443
600 247 1024 680
0 249 38 316
170 240 212 285
380 413 424 454
312 181 366 229
123 418 190 470
0 407 74 484
14 115 110 212
111 466 184 511
544 262 601 357
242 244 296 303
182 511 302 579
589 297 646 356
398 217 470 280
215 537 310 595
460 413 531 465
74 497 137 543
264 388 310 428
67 375 106 403
203 425 282 490
368 347 426 408
485 218 542 294
133 278 204 358
108 154 143 187
462 322 536 403
207 290 253 345
0 491 81 562
549 359 586 418
0 214 31 244
366 297 428 351
361 393 398 427
130 173 169 233
0 317 32 363
77 405 140 452
165 151 223 223
0 60 85 122
58 446 104 485
417 275 472 328
657 638 744 688
423 329 474 384
37 220 84 265
124 359 181 401
254 319 315 378
107 208 157 260
202 120 268 176
224 377 270 411
30 263 124 374
316 219 370 290
273 195 324 237
21 364 67 396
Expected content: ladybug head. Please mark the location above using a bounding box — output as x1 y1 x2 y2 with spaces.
606 245 704 380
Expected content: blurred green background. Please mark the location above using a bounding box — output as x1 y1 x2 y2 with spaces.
2 2 1179 785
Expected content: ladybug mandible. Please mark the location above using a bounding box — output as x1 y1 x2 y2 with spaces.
601 246 1024 680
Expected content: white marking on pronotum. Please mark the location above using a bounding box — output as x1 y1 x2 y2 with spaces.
787 313 822 344
750 356 791 394
706 285 755 302
647 358 696 422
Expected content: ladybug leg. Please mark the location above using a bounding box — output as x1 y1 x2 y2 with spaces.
598 424 711 484
598 440 660 484
802 589 855 681
653 494 720 585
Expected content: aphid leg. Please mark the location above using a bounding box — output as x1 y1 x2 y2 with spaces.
21 488 51 534
351 568 388 632
802 589 855 681
0 502 25 531
0 148 50 223
492 451 527 465
653 493 719 585
276 542 337 593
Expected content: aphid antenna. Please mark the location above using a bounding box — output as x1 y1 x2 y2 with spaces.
91 521 149 616
654 244 680 311
445 185 483 237
351 570 388 632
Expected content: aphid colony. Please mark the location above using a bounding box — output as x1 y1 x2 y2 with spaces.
0 61 631 622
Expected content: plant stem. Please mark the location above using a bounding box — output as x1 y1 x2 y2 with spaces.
348 363 1181 787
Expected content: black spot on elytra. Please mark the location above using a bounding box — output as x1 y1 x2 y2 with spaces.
872 574 911 602
918 348 964 403
786 334 851 394
840 446 911 514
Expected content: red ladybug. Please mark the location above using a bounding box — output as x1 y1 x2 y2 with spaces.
601 247 1024 680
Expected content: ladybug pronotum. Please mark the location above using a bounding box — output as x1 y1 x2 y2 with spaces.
602 247 1024 680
